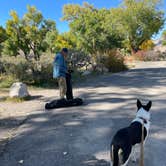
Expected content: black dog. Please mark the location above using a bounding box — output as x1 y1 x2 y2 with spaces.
45 98 83 109
110 99 152 166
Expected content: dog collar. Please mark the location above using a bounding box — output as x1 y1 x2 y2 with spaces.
138 117 148 124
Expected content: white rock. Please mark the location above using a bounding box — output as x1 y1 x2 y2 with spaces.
9 82 29 98
18 160 24 164
63 152 68 155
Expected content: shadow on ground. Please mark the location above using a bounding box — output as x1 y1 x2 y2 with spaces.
0 67 166 166
78 67 166 89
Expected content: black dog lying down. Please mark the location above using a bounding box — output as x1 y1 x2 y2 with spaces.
45 98 83 109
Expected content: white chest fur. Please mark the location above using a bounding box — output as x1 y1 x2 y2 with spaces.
132 107 151 135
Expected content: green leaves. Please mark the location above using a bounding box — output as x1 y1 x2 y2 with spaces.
113 0 165 52
24 5 43 26
0 26 8 55
3 5 57 60
162 30 166 45
45 30 58 53
1 1 165 60
62 3 123 56
62 2 95 21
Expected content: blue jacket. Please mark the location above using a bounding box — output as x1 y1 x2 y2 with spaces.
53 53 67 78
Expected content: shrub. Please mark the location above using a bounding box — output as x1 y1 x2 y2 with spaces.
29 54 56 87
142 51 160 61
67 49 91 71
132 50 146 61
1 55 30 80
0 75 17 88
1 49 123 88
103 49 128 72
0 54 56 87
0 60 5 74
139 40 155 51
132 50 166 61
158 52 166 60
162 41 166 46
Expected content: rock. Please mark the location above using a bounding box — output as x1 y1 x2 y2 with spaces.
63 152 68 155
9 82 29 98
18 160 24 164
82 71 91 76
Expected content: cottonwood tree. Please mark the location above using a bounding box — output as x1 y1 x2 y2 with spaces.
0 26 8 55
3 6 57 60
3 11 28 57
45 31 74 53
62 2 123 59
111 0 165 53
162 30 166 45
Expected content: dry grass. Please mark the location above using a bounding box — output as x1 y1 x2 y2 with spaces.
0 96 31 103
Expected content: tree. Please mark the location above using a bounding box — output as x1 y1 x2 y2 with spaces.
23 6 56 60
3 11 27 57
162 30 166 45
111 0 165 53
62 2 94 21
54 33 73 52
45 30 58 53
45 31 74 53
3 6 57 60
62 3 122 58
0 26 7 44
0 26 8 55
139 39 155 50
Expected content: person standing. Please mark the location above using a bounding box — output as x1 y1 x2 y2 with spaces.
53 48 68 99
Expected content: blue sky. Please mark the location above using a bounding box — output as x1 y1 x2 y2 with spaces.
0 0 165 39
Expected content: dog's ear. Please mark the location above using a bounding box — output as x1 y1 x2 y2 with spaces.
145 101 152 111
137 99 142 110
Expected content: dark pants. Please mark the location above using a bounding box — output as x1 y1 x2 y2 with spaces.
66 73 73 100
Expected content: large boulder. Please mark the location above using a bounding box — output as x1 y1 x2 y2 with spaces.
9 82 29 98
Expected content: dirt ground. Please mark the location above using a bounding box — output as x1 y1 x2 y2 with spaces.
0 61 166 166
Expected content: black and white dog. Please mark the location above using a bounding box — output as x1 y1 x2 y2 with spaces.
110 99 152 166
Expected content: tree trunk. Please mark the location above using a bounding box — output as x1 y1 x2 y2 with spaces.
131 46 139 54
131 47 137 54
